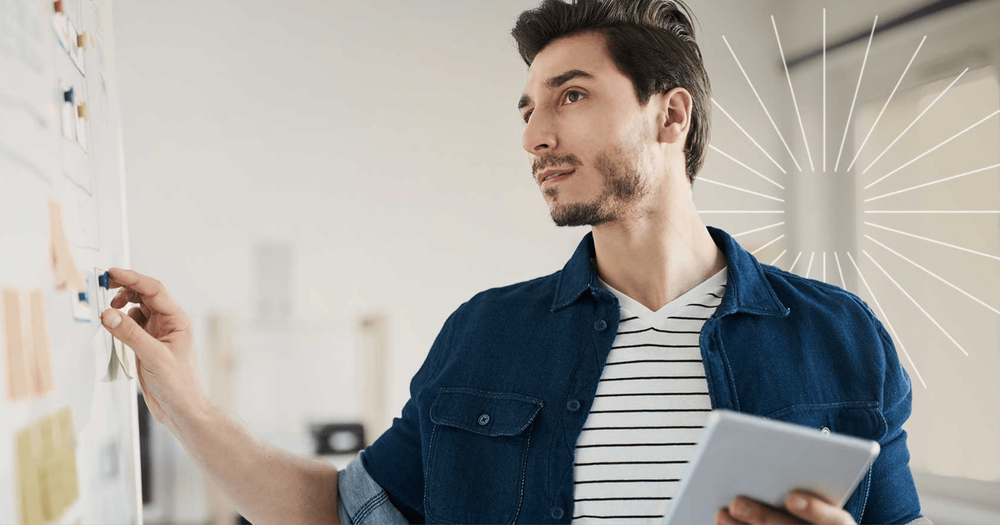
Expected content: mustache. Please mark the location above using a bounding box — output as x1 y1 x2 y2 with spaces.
532 154 582 179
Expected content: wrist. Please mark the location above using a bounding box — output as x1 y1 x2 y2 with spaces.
170 394 218 439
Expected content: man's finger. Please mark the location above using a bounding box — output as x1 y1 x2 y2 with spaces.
729 496 804 525
106 268 184 317
101 309 165 367
128 306 147 328
785 492 854 525
717 508 750 525
110 289 143 309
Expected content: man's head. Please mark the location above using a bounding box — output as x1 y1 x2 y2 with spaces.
512 0 710 227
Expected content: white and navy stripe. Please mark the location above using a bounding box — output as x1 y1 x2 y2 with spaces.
572 268 727 524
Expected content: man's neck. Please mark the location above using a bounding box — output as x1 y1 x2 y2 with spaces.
591 195 726 313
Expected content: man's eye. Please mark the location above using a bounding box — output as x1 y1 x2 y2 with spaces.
523 91 584 123
564 90 586 104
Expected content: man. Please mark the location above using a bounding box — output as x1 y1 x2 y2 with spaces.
100 1 929 523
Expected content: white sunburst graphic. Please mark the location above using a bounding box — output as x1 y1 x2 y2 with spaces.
700 8 1000 390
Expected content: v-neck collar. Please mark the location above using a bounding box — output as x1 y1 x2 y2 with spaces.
598 267 728 326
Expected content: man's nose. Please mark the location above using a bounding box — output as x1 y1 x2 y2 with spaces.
521 111 557 155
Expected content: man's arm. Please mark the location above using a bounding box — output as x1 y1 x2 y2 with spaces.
100 268 340 524
859 318 924 524
174 403 341 524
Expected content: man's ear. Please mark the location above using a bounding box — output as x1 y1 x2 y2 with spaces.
657 87 693 146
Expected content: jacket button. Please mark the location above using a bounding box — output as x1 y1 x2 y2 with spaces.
478 414 490 426
550 506 564 519
566 399 580 412
594 320 607 331
821 426 831 434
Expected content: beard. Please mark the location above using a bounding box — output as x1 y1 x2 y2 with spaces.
546 139 650 228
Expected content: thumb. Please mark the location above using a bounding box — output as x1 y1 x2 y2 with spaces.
101 309 165 366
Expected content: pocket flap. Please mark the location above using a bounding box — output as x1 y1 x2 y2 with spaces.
430 388 543 437
766 402 886 441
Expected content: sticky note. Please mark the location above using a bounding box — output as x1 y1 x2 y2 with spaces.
29 291 54 394
102 339 120 382
3 289 30 399
15 408 80 525
3 289 56 400
120 341 135 379
48 200 87 293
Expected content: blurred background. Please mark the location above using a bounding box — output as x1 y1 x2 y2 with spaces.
110 0 1000 523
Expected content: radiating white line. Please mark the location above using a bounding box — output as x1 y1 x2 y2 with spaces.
863 249 969 356
699 210 785 214
865 163 1000 203
846 36 926 173
707 145 786 190
866 222 1000 262
866 235 1000 316
846 252 927 388
773 15 815 172
834 252 846 288
865 210 1000 214
805 252 816 278
699 177 785 202
712 99 788 175
789 251 804 272
823 252 827 282
865 109 1000 190
722 36 803 172
733 221 785 239
770 249 788 266
823 8 827 173
863 68 969 174
751 234 785 255
835 16 878 172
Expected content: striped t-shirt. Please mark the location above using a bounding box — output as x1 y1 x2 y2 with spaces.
572 267 728 524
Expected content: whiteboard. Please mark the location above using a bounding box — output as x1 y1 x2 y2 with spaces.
0 0 141 524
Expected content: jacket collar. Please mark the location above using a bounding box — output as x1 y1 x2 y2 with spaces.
551 226 788 317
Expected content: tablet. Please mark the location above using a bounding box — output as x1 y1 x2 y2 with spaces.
661 409 880 525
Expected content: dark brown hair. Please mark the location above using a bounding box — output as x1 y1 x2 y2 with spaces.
512 0 711 182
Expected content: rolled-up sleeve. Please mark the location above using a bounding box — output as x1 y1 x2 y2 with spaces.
337 452 409 525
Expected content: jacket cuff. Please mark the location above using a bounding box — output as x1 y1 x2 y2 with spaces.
337 451 408 525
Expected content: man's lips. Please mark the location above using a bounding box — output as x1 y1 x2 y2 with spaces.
538 169 576 185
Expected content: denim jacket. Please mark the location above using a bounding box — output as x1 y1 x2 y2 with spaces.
337 227 927 524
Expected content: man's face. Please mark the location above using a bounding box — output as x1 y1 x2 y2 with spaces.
519 31 657 227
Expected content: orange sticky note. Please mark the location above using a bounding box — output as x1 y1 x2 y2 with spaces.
3 289 30 398
29 291 54 395
3 289 55 400
48 200 87 293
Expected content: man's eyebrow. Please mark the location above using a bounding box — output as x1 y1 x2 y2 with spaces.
518 69 595 111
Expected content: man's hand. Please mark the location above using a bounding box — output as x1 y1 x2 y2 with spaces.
100 268 209 432
715 491 857 525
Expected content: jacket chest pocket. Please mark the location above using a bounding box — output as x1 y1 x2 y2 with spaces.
765 402 885 523
425 388 543 525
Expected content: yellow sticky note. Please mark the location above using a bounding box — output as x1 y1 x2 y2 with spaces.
15 409 80 525
16 424 44 525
